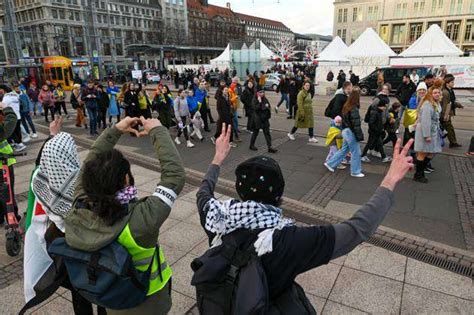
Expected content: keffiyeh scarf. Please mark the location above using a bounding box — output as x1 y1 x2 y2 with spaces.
115 186 138 205
204 198 294 256
32 132 80 219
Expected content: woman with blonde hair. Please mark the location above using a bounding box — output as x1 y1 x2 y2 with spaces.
413 86 443 183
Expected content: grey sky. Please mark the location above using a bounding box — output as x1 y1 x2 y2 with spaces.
208 0 334 35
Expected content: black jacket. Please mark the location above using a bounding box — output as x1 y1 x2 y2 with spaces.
252 96 271 129
277 79 290 94
395 82 416 106
241 87 255 114
124 90 140 116
343 106 364 142
367 106 385 134
330 92 348 119
97 92 109 112
289 83 299 104
216 95 233 123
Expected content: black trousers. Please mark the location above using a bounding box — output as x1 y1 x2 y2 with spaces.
246 114 255 132
250 124 272 148
362 132 386 159
44 106 55 122
214 119 233 142
97 110 108 129
54 102 68 116
383 132 397 147
177 116 190 140
289 101 297 118
10 121 22 144
200 103 210 131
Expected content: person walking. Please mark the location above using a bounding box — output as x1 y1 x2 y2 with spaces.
376 68 384 92
64 116 185 315
174 89 194 148
414 86 443 183
395 74 416 120
326 82 353 119
288 81 318 143
241 80 256 132
70 84 87 129
249 89 277 153
410 69 420 85
81 80 99 135
229 80 241 142
383 102 402 148
212 87 235 147
52 84 69 118
336 70 346 89
288 77 299 119
3 85 27 152
275 75 290 115
153 85 174 129
27 83 42 116
96 85 109 129
195 81 211 132
324 87 365 177
441 74 463 148
123 83 140 120
107 81 121 126
38 84 55 123
19 87 37 138
194 123 415 314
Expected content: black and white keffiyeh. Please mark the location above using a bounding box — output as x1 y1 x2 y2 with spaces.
32 132 80 220
204 198 294 256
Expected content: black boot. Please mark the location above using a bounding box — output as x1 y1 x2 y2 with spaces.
268 147 278 153
249 145 258 151
424 158 434 173
414 159 428 183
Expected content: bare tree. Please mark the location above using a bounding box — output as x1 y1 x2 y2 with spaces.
269 38 296 61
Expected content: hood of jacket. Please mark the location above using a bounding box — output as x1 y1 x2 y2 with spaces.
335 88 346 96
65 200 132 251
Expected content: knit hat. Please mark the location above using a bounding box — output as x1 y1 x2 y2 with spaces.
334 115 342 124
417 82 428 91
235 156 285 205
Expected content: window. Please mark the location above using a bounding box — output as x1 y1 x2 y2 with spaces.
368 6 378 20
353 7 358 22
391 24 406 44
409 23 423 42
395 3 402 17
446 20 461 41
457 0 463 13
52 9 58 19
341 29 347 42
343 8 348 22
380 25 389 43
465 20 473 41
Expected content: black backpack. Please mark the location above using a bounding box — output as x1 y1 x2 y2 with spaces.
324 97 336 118
364 106 372 123
191 230 316 315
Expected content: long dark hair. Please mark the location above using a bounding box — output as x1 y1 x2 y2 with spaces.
82 149 133 226
342 87 360 115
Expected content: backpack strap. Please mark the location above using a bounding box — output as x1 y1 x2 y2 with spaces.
87 252 101 285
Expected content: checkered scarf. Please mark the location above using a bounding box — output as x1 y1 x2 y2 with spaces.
32 133 80 219
204 198 294 256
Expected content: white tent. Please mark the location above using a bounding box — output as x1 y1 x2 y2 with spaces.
210 44 231 70
317 36 350 63
399 24 463 57
260 41 275 60
346 28 396 58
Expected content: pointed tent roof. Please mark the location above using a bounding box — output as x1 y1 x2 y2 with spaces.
260 41 275 59
399 24 463 57
346 28 396 57
317 36 350 62
211 44 231 63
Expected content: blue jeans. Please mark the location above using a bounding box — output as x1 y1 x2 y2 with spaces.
233 111 240 135
277 93 289 110
87 107 98 134
20 111 36 134
31 101 42 114
327 128 362 175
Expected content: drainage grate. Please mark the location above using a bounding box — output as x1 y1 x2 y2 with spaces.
367 237 473 279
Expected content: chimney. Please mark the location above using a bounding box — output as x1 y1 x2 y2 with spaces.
226 2 231 9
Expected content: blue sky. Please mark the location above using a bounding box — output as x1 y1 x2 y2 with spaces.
208 0 334 35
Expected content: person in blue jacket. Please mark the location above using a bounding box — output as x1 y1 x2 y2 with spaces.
106 80 121 126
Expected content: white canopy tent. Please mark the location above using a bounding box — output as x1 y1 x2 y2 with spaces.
317 36 350 63
346 28 396 77
399 24 463 57
210 44 231 70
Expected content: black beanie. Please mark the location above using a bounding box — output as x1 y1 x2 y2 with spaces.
235 156 285 206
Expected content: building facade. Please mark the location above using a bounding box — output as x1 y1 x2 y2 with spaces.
333 0 474 54
160 0 188 45
304 33 333 52
235 12 293 47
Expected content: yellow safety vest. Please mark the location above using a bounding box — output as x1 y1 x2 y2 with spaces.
0 140 16 167
117 224 172 296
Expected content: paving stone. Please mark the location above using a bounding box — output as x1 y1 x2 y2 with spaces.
344 243 407 281
169 291 196 315
161 244 187 266
296 263 341 299
401 284 474 314
169 199 198 221
329 267 403 314
32 296 74 314
160 222 207 252
322 300 368 314
405 258 474 300
170 253 198 299
306 294 326 314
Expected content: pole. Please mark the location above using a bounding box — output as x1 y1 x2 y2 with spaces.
2 0 23 64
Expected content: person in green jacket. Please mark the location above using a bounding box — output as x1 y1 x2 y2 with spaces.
287 81 319 143
0 101 19 224
65 116 185 315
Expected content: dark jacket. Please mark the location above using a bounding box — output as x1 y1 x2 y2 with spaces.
241 86 255 116
97 91 109 112
124 90 140 117
252 96 271 130
395 82 416 106
342 106 364 142
277 79 290 94
326 71 334 82
216 95 233 123
0 107 17 141
330 88 348 119
367 106 385 134
337 73 346 89
81 87 98 110
289 82 299 105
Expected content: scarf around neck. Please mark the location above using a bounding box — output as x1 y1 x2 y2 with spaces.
115 186 138 205
204 198 294 256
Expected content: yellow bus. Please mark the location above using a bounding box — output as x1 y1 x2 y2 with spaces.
42 56 74 91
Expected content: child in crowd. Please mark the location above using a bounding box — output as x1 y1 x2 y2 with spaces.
190 110 204 142
383 102 401 148
325 116 344 167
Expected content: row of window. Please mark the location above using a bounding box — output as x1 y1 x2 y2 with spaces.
337 5 379 23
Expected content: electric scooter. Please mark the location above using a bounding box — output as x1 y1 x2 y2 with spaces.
0 152 26 256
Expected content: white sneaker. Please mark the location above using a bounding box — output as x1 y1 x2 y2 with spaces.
368 150 374 156
308 137 319 143
15 143 26 152
190 131 196 137
361 156 371 163
274 107 279 114
337 164 347 170
210 137 216 145
23 135 31 143
382 157 392 163
287 133 296 141
351 173 365 178
186 141 195 148
174 138 181 145
374 152 382 158
324 162 335 173
230 142 237 148
31 133 38 138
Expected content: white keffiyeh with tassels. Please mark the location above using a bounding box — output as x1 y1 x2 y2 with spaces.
204 198 294 256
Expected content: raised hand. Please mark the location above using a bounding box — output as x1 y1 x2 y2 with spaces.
212 123 232 166
138 116 162 137
49 116 63 136
115 116 141 137
381 138 414 191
